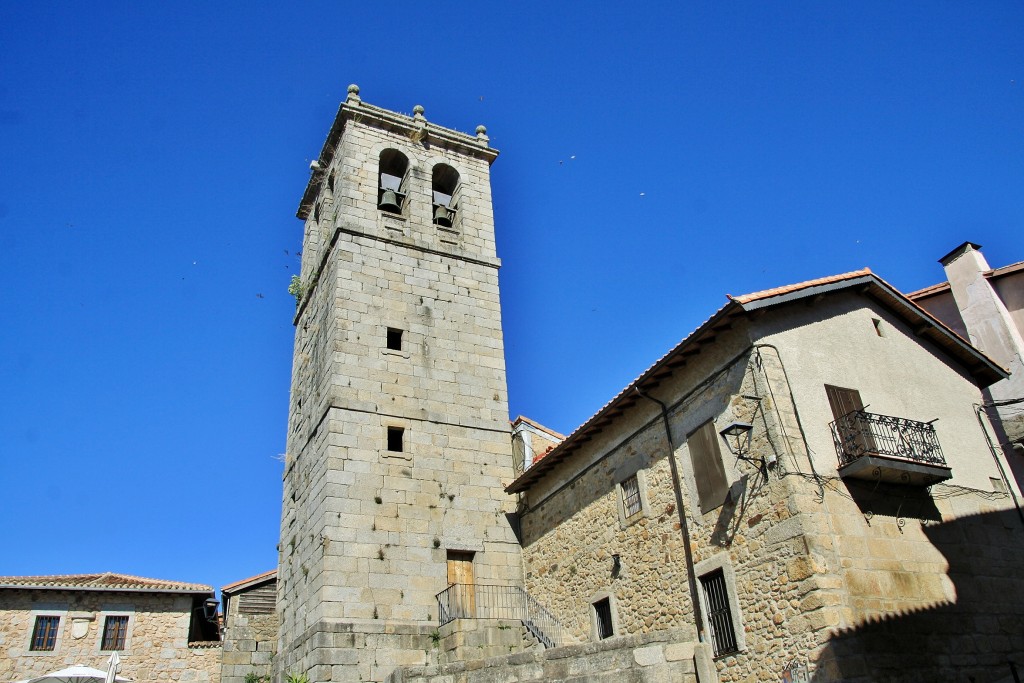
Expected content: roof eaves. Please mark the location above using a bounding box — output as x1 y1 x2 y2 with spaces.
905 281 951 300
729 269 874 308
511 416 566 440
0 573 213 594
505 301 740 494
985 260 1024 280
222 569 278 595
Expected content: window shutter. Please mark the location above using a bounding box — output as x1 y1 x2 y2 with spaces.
825 385 864 421
688 421 729 513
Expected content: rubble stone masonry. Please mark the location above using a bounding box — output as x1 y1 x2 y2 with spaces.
0 589 220 683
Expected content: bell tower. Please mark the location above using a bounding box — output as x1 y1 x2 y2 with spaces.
275 86 522 682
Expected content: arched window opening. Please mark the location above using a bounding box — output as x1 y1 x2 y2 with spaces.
378 149 409 214
432 164 460 228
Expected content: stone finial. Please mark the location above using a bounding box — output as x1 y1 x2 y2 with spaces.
475 124 489 145
347 84 361 102
412 104 426 122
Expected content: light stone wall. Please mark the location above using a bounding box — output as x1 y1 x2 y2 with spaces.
389 627 707 683
221 589 278 683
277 97 521 683
518 293 1024 682
0 589 221 683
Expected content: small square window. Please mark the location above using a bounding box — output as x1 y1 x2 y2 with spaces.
621 474 641 518
101 615 129 651
386 328 403 351
593 598 614 639
30 615 59 651
387 426 404 453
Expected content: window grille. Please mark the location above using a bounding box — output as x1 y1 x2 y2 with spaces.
30 615 59 651
700 569 738 656
593 597 614 640
621 474 642 517
101 615 129 651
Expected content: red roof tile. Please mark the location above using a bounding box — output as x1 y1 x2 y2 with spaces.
0 572 212 593
905 281 951 299
728 268 872 305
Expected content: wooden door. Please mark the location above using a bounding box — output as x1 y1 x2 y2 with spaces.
446 551 475 618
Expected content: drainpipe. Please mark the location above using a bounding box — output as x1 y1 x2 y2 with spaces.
975 403 1024 527
634 386 707 645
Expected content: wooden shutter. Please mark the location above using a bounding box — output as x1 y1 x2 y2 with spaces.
238 582 277 614
825 385 874 456
688 421 730 513
825 385 864 420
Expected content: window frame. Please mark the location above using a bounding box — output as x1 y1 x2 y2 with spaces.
23 610 65 655
588 591 619 641
386 327 403 352
621 474 641 517
387 426 405 453
694 554 745 657
99 614 131 652
615 468 649 527
29 614 61 652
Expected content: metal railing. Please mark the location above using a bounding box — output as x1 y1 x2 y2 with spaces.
436 583 563 648
830 411 946 468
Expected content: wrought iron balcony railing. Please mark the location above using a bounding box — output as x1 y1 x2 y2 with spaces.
830 410 946 468
436 583 563 648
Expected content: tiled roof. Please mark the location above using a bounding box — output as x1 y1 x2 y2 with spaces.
506 269 1007 495
0 572 213 593
986 260 1024 279
222 569 277 594
905 281 951 299
506 300 734 494
905 259 1023 301
728 268 873 305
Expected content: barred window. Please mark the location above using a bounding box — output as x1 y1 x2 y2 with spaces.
30 615 60 651
700 570 738 656
621 474 642 518
593 597 614 639
101 615 129 651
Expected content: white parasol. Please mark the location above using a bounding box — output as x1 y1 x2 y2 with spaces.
14 664 129 683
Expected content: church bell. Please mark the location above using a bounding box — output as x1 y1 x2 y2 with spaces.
379 189 401 213
434 204 453 227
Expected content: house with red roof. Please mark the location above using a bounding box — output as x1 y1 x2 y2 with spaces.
503 268 1024 683
0 572 221 683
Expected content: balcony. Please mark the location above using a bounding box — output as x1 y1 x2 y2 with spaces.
830 411 952 486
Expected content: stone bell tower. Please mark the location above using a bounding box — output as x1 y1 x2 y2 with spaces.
274 86 522 682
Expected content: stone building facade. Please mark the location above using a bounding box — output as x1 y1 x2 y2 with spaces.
275 87 523 683
0 573 221 683
221 570 278 683
507 270 1024 682
273 89 1024 683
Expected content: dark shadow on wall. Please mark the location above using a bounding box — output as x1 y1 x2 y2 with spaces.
811 507 1024 683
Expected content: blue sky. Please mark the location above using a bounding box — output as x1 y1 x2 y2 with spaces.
1 2 1021 597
